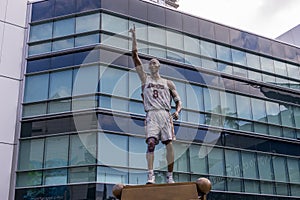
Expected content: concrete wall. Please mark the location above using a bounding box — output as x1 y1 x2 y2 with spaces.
0 0 28 199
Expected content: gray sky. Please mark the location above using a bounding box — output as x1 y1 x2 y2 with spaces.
178 0 300 39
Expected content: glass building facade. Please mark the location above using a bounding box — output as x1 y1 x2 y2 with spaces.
15 0 300 199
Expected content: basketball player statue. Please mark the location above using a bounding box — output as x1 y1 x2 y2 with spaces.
129 25 182 184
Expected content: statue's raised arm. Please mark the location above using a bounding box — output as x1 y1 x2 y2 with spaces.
129 25 146 83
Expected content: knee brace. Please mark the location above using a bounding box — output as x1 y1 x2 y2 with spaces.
147 138 156 153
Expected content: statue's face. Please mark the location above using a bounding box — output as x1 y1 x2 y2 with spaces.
149 58 160 74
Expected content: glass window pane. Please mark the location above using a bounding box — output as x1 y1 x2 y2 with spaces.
260 181 274 195
69 166 96 183
44 169 67 185
99 96 128 112
102 13 128 36
76 13 100 33
225 150 241 177
293 106 300 128
200 40 216 58
53 18 75 37
100 66 129 97
73 65 99 95
260 57 274 73
186 84 204 111
272 156 287 182
241 151 258 179
216 45 232 63
280 104 295 127
48 99 71 114
244 180 259 194
208 147 224 176
70 133 96 166
236 95 252 120
246 53 260 69
220 92 236 117
274 60 287 76
173 81 186 107
204 88 220 114
24 73 49 102
148 44 166 59
173 143 188 172
129 71 142 100
287 158 300 183
251 98 267 122
189 145 207 174
52 38 74 51
254 122 268 135
129 101 144 115
184 54 201 67
257 154 273 180
129 21 147 41
209 176 225 191
72 96 97 111
268 125 282 137
248 70 262 81
101 34 129 50
148 26 166 45
28 42 52 56
129 169 147 185
184 35 200 54
22 103 47 117
231 49 246 65
166 30 183 50
75 34 99 47
227 178 242 192
97 166 128 184
233 67 247 78
282 127 295 139
16 171 42 187
128 137 147 169
98 133 128 167
217 62 232 74
266 101 280 125
18 139 44 170
30 22 53 42
291 184 300 196
287 63 300 79
45 136 69 168
49 70 72 99
202 58 217 71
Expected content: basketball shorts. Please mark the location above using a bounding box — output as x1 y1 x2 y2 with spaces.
145 110 174 144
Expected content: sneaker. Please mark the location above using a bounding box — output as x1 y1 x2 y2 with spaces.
166 175 175 183
147 173 155 184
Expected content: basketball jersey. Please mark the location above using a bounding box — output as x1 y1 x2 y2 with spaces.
143 76 171 111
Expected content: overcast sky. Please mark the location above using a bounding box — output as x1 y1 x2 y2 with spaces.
178 0 300 39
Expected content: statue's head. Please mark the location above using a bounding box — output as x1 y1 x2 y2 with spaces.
148 58 160 74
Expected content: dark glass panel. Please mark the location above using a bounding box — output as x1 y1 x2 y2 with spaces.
54 0 76 17
182 14 199 36
184 68 205 84
147 3 165 26
27 58 51 73
128 117 145 135
98 113 129 133
16 184 96 200
166 9 182 31
199 19 214 40
284 45 298 62
242 32 259 51
47 116 76 134
51 54 74 69
230 29 244 47
74 49 100 66
271 41 285 60
96 183 118 200
221 77 235 91
31 0 54 22
72 114 99 131
21 120 47 137
101 0 129 15
128 0 147 20
100 49 129 67
235 80 249 93
214 24 230 44
76 0 101 12
160 63 185 80
258 37 272 55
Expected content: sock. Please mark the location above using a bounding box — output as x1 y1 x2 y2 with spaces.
148 170 154 175
167 172 173 177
